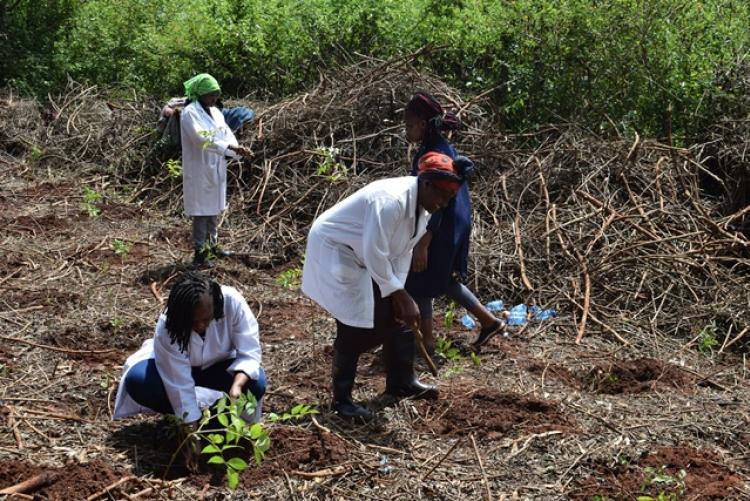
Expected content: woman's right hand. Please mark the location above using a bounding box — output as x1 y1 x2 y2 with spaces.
390 289 420 328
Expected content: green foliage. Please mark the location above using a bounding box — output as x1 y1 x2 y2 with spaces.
268 403 319 423
112 239 133 256
276 267 302 290
4 0 749 135
443 300 456 330
166 158 182 178
80 186 102 218
637 466 687 501
698 321 721 354
29 145 44 163
182 391 270 490
314 146 347 182
470 351 481 367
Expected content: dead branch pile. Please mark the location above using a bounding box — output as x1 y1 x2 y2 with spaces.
0 56 747 347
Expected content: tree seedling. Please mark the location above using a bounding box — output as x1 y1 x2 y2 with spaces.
276 267 302 290
80 186 102 218
167 391 270 490
444 300 456 330
698 321 720 354
112 238 132 257
314 146 347 182
268 403 319 423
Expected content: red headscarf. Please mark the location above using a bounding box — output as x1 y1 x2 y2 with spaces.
417 152 462 193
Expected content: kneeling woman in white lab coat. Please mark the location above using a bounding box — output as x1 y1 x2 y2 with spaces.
302 152 463 419
113 272 266 426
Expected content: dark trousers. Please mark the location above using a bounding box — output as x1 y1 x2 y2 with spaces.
124 358 267 414
334 282 404 356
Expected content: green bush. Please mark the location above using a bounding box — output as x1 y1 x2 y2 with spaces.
3 0 749 134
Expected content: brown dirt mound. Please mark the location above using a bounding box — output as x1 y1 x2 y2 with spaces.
0 460 122 501
571 446 743 500
582 358 695 394
524 360 581 388
414 387 575 439
41 321 149 365
257 299 315 342
5 287 83 314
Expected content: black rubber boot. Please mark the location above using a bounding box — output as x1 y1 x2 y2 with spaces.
211 243 234 258
332 349 373 419
192 248 213 268
384 330 438 399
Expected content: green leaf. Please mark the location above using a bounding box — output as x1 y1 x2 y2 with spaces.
250 423 264 439
227 468 239 489
217 413 229 427
226 457 248 471
208 433 224 444
254 448 265 466
255 435 271 452
207 455 225 465
291 404 304 415
268 412 280 422
202 444 221 454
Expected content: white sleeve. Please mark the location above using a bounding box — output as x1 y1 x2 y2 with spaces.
153 317 202 423
362 196 404 297
225 290 262 380
180 107 236 158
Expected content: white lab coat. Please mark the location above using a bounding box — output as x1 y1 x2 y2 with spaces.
302 176 429 328
180 101 240 216
113 286 262 423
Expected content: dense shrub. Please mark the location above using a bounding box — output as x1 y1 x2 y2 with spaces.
2 0 748 135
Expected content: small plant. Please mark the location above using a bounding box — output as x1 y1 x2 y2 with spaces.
698 321 720 354
276 267 302 290
29 145 44 163
637 466 687 501
592 496 613 501
166 158 182 178
470 351 482 367
314 146 347 182
109 317 124 329
112 239 132 257
444 300 456 329
435 336 464 377
169 391 270 490
80 186 102 218
268 403 319 423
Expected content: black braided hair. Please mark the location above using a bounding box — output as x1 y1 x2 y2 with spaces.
164 271 224 353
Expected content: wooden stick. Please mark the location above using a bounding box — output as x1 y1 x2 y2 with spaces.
422 438 462 481
574 259 591 344
291 465 349 478
149 281 164 303
719 327 749 354
411 322 438 376
85 475 136 501
470 434 492 501
7 407 23 449
514 212 534 291
0 471 59 495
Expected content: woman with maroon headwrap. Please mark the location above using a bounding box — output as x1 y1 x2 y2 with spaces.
404 91 504 353
302 152 462 419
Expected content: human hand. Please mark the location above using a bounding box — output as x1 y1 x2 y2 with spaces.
390 290 420 327
229 371 250 399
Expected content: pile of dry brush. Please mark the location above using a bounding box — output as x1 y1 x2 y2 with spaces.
1 55 748 349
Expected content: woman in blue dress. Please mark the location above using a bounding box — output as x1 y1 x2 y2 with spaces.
404 91 504 352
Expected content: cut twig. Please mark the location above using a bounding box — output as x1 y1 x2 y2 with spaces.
85 475 137 501
470 434 492 501
0 471 60 495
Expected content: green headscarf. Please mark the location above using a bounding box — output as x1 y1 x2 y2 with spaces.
184 73 221 101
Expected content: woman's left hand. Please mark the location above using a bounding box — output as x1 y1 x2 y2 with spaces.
229 371 250 399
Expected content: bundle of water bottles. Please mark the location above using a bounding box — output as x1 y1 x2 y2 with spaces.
461 300 557 333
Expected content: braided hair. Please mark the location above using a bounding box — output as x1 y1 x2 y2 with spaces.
405 91 460 144
164 271 224 353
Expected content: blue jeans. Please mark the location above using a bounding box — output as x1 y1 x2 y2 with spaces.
124 358 266 414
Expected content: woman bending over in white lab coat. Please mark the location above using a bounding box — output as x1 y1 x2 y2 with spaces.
113 272 266 459
302 152 463 419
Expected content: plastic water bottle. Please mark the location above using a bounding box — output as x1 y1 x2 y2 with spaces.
485 300 504 312
507 304 528 326
533 308 557 321
461 314 477 330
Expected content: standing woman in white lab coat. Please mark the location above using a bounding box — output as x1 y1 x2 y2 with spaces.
302 152 463 419
180 73 252 267
113 272 266 463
